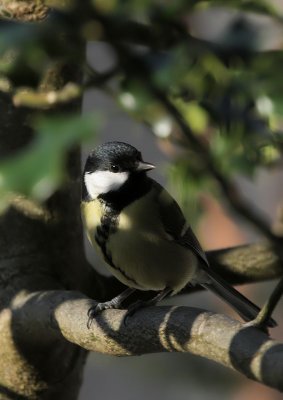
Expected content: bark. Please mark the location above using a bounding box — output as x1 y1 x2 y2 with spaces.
0 1 95 399
206 242 283 283
0 85 87 398
13 290 283 392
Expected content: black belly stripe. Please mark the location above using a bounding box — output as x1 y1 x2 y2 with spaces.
96 225 108 240
94 200 139 286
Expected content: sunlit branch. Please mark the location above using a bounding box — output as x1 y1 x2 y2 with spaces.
16 290 283 392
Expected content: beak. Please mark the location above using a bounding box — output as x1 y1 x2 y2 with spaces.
137 161 156 172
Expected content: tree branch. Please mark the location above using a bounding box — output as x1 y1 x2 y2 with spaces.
0 1 49 21
15 289 283 392
12 83 82 108
206 242 283 284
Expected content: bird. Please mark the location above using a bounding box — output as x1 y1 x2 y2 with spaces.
81 141 276 329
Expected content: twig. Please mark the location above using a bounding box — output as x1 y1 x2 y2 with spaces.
13 83 82 108
11 65 119 109
251 276 283 328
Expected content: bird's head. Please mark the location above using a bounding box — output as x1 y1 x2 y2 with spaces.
83 141 155 199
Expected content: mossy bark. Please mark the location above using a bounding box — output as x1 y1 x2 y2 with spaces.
0 1 93 398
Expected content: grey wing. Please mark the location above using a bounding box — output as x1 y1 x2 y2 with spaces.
152 180 209 267
153 181 187 238
180 225 209 267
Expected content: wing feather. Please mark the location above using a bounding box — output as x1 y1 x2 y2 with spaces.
152 180 208 266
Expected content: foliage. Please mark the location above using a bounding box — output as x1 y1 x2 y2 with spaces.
0 114 98 211
0 0 282 222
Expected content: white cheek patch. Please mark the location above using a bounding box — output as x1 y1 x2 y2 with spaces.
84 170 129 198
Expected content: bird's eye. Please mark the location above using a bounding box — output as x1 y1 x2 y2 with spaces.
110 164 119 173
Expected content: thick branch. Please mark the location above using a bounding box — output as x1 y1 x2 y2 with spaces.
16 290 283 392
206 242 283 284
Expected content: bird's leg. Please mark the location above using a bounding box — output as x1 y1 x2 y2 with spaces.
87 287 136 329
124 287 172 325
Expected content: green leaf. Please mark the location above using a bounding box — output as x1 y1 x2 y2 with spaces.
167 157 215 225
0 113 99 209
175 99 208 134
210 133 257 176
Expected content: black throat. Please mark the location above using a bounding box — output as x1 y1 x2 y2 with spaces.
98 172 152 211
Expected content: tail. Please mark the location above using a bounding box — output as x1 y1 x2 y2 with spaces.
201 269 277 328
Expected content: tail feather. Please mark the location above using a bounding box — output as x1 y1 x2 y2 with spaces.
201 269 277 328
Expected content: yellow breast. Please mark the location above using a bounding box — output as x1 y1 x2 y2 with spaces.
81 199 104 247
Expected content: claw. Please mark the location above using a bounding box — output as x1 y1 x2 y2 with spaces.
87 305 99 329
87 289 137 328
87 317 92 329
87 313 94 329
87 305 96 318
86 299 124 328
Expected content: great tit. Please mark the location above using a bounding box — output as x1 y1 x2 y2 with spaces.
81 141 275 328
